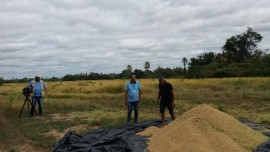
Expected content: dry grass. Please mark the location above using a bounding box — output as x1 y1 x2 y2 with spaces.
0 78 270 151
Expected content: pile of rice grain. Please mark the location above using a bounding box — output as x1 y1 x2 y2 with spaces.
145 104 267 152
137 126 160 137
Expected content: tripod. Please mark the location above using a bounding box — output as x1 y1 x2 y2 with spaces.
18 95 37 118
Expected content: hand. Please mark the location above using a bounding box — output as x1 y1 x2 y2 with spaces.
171 102 175 108
125 100 128 106
138 99 140 103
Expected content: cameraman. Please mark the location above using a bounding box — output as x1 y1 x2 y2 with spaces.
28 75 48 116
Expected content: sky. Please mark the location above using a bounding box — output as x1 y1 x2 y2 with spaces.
1 0 270 79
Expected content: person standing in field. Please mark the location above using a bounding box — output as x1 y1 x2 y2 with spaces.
125 74 142 124
158 76 175 126
28 75 48 116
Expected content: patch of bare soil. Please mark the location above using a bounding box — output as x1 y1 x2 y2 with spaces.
42 129 66 140
33 113 76 122
12 140 48 152
48 113 78 121
42 124 99 140
34 112 91 121
1 141 49 152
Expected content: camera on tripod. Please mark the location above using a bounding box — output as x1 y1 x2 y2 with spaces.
19 87 36 118
22 87 32 97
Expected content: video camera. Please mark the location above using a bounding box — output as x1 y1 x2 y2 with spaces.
19 87 35 118
22 87 32 97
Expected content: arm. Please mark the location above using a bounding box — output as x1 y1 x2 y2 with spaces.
158 84 161 103
158 90 161 103
44 82 48 95
138 90 141 103
171 90 175 107
138 83 142 103
125 90 128 105
44 88 48 94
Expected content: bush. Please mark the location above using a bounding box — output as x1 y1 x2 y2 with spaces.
0 77 4 86
211 68 238 78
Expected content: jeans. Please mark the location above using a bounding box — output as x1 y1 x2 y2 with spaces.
127 101 138 123
30 96 43 116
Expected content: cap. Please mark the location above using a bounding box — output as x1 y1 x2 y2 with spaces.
35 74 41 78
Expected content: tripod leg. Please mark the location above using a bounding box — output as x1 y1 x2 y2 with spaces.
29 99 38 115
19 99 27 118
27 98 30 116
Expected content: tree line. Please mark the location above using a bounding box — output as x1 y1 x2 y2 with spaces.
3 63 185 83
1 27 269 83
187 27 270 78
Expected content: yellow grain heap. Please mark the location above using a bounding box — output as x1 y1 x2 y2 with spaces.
137 126 160 137
144 104 267 152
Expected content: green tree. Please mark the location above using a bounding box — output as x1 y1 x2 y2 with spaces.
126 65 132 72
222 27 263 63
125 65 132 78
187 52 216 78
181 57 188 75
134 69 145 78
144 61 150 71
153 66 176 78
120 70 129 78
173 67 184 76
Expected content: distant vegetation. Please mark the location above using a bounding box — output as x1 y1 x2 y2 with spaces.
187 27 270 78
0 77 4 86
2 27 269 83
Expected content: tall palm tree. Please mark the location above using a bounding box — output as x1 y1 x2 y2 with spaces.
144 61 150 71
126 65 133 78
181 57 188 75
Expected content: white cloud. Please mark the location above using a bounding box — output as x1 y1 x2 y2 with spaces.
0 0 270 79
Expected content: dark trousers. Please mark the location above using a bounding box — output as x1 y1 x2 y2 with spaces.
160 100 174 114
127 101 138 123
30 96 43 116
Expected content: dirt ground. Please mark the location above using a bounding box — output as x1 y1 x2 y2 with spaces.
0 113 96 152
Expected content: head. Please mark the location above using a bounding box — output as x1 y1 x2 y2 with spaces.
130 74 136 83
35 75 41 82
158 76 166 85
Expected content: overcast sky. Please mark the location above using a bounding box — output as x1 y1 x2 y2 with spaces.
1 0 270 79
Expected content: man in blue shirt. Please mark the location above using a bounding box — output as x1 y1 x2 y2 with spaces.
28 75 48 116
125 74 142 124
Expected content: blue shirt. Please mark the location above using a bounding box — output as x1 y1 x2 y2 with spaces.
29 81 47 97
125 81 142 102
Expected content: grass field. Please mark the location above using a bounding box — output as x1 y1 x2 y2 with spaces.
0 78 270 152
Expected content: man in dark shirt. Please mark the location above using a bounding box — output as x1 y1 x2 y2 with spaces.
158 76 175 126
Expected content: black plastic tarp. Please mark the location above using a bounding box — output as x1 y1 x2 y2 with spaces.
53 120 162 152
239 118 270 152
53 118 270 152
254 140 270 152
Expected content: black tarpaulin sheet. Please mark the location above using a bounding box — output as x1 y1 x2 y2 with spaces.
52 120 162 152
254 140 270 152
53 118 270 152
239 118 270 152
